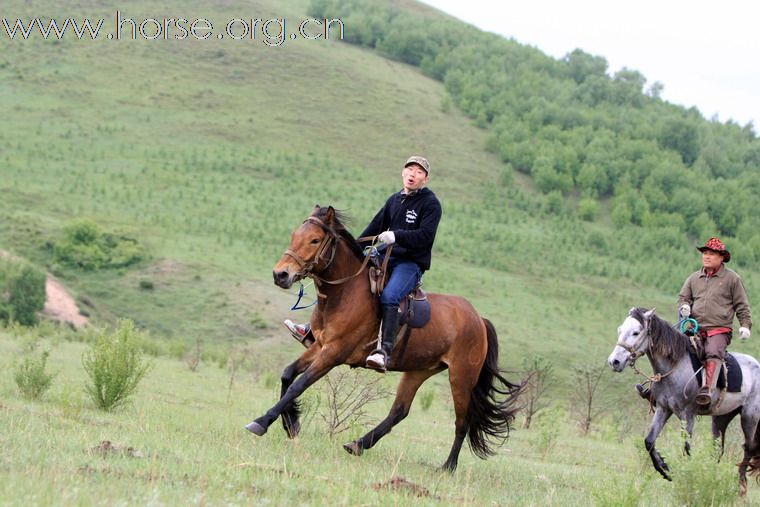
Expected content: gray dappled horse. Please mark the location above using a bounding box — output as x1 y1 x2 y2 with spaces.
608 307 760 494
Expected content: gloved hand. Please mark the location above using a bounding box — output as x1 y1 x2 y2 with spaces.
679 304 691 319
739 327 751 340
378 231 395 245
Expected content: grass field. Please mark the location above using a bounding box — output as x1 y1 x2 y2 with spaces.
2 0 760 504
2 327 757 505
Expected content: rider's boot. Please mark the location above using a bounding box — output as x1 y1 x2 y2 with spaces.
283 320 315 348
366 305 400 372
696 359 720 406
635 383 651 400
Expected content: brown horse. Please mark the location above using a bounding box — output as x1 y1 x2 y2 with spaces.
245 206 523 471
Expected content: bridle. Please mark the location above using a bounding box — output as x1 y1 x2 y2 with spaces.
282 216 376 298
616 313 675 393
283 216 340 280
615 321 649 366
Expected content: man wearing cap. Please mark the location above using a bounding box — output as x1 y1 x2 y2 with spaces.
284 156 442 372
677 237 752 407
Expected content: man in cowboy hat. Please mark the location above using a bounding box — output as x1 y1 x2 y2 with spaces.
676 237 752 407
284 156 442 372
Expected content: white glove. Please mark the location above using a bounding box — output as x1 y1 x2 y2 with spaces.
378 231 395 245
679 304 691 319
739 327 751 340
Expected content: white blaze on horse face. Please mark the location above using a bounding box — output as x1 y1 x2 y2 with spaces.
608 316 644 371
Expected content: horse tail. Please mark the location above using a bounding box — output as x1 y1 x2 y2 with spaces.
467 318 524 459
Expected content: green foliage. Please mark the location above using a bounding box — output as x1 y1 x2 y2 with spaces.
532 406 562 457
14 349 55 400
317 0 760 243
54 219 146 271
0 257 46 326
82 319 152 411
577 197 598 221
670 438 739 506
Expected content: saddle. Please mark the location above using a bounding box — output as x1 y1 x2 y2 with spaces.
399 286 431 329
687 350 742 393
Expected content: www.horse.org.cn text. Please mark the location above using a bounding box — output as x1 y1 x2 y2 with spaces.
1 11 346 46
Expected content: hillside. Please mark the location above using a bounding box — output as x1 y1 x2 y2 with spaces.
2 0 760 389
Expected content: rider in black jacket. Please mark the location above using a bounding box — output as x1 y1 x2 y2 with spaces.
284 156 442 371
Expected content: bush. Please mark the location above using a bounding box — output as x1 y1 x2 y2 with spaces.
14 350 56 400
82 319 152 411
54 219 146 271
0 257 46 326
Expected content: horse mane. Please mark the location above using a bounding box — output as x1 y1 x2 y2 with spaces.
312 206 365 261
631 307 690 362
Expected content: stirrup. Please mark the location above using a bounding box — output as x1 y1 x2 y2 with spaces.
365 350 387 372
695 387 711 406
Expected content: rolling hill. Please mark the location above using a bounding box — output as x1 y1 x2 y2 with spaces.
1 0 759 390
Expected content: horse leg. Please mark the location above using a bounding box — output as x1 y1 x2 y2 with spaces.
712 408 740 462
682 415 695 456
738 411 760 497
343 369 441 457
440 361 482 473
279 346 321 438
246 346 340 436
645 407 674 481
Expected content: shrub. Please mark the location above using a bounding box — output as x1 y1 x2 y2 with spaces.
82 319 152 411
14 350 56 400
54 219 146 271
0 258 46 326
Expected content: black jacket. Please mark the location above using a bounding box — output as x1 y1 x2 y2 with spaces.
361 187 442 271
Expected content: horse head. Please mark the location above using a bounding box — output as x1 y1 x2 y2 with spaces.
273 205 341 289
608 307 655 372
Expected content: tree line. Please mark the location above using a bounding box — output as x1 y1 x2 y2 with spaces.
309 0 760 264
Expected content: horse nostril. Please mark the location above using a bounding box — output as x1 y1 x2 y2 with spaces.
273 270 286 283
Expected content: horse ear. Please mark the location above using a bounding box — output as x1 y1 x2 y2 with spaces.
643 308 656 320
324 206 335 224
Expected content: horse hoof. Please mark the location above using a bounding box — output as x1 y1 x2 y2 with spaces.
343 441 363 456
245 421 267 436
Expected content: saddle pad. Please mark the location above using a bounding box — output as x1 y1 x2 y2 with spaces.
688 351 742 393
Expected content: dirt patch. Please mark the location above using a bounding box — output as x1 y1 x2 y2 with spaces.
88 440 145 459
372 476 432 498
43 276 89 328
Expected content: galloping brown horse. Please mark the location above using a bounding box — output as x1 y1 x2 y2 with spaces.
246 206 522 471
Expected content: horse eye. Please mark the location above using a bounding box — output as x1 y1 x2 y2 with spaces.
310 238 320 245
632 331 640 336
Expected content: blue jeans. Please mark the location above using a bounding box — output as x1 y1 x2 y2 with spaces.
380 260 422 307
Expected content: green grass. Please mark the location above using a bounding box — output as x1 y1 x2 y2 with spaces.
1 328 756 505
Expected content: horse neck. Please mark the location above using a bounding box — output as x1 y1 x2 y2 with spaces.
314 239 370 305
646 347 691 376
